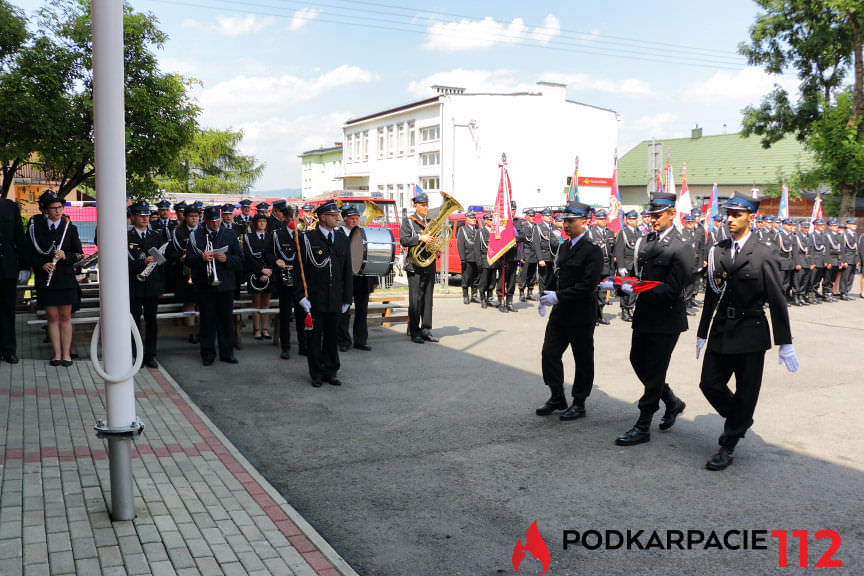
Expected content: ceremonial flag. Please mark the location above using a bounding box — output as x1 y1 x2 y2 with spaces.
808 193 823 234
606 159 622 233
487 156 518 265
413 184 424 199
665 160 675 197
707 182 719 232
655 170 664 193
676 164 693 227
567 157 579 202
778 180 790 219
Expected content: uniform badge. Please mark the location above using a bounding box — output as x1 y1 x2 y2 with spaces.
317 249 323 255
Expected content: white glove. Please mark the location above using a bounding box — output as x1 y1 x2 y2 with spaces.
599 279 615 291
696 337 706 359
618 268 628 276
621 283 634 295
539 291 558 307
537 303 547 317
341 303 350 314
17 270 31 284
778 344 799 373
299 297 311 313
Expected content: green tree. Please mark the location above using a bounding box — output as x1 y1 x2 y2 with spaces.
156 128 265 195
30 0 199 200
740 0 864 216
0 0 34 197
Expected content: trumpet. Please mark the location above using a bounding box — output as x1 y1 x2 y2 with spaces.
136 243 169 282
76 251 99 271
206 236 221 287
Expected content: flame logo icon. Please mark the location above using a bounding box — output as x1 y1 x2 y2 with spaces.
512 520 550 574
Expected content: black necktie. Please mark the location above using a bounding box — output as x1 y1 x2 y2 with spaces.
258 233 263 240
733 242 741 261
327 232 333 247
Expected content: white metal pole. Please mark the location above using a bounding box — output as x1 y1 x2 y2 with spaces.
92 0 138 521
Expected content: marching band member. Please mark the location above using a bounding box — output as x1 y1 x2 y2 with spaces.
272 204 305 359
337 205 376 352
186 206 242 366
299 203 316 230
236 199 254 235
475 213 495 309
128 202 167 368
221 203 242 236
296 200 352 385
1 193 29 364
168 204 201 342
244 211 276 340
516 209 538 303
401 192 438 343
457 211 480 304
268 200 287 232
29 191 83 366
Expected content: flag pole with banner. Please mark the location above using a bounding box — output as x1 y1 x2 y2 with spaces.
676 162 693 227
487 153 518 265
567 156 580 202
606 154 622 234
707 182 719 232
778 180 790 219
808 193 823 234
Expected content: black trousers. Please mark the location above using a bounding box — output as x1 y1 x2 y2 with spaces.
198 291 234 361
278 284 306 353
461 261 478 295
537 261 554 294
518 261 537 291
630 330 681 423
541 320 595 404
0 278 16 355
699 349 765 441
307 310 340 380
477 268 497 297
840 264 855 294
339 284 370 347
407 270 435 338
130 295 158 360
792 268 808 296
497 262 517 299
780 269 794 296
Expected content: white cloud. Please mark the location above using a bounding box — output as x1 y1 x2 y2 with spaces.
686 66 798 105
290 8 320 31
423 14 562 52
541 72 653 95
211 14 275 38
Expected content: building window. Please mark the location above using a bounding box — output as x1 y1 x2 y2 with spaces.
419 151 440 167
377 128 384 158
387 184 394 200
387 125 395 157
408 121 415 153
346 134 353 163
362 130 369 160
420 125 440 143
354 135 360 162
377 185 384 194
420 177 440 190
398 123 405 155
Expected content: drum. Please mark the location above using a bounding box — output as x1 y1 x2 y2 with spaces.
350 226 395 276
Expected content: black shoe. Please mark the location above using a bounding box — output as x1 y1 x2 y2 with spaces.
535 397 567 415
463 296 470 304
840 294 853 301
597 316 610 325
353 344 372 351
471 292 481 303
280 350 291 359
560 403 586 421
658 400 686 431
203 357 215 366
411 335 425 344
4 353 18 364
143 357 159 369
615 427 651 446
220 356 238 364
326 377 342 386
61 359 73 367
498 304 508 313
705 446 735 470
526 292 537 301
422 334 439 343
481 298 488 309
686 308 697 316
49 358 62 367
311 378 323 388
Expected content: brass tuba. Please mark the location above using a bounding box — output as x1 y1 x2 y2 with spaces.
362 200 385 224
409 192 464 268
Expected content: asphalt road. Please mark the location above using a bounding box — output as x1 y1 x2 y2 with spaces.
158 287 864 576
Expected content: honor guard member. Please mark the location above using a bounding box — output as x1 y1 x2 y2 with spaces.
220 203 241 235
697 192 796 470
517 209 539 302
533 208 557 294
776 218 798 301
790 220 810 305
186 206 242 365
839 219 858 299
401 192 439 342
613 192 692 447
244 211 277 341
255 201 270 219
494 201 521 313
337 205 376 351
168 203 201 340
236 199 254 235
810 218 830 301
151 200 175 233
457 211 480 304
296 200 353 386
475 214 496 309
173 201 187 229
128 202 167 368
554 213 567 241
681 213 703 314
857 222 864 298
299 203 317 230
272 204 307 358
825 218 843 299
0 194 29 364
269 200 287 233
587 209 615 324
535 203 603 419
613 210 641 322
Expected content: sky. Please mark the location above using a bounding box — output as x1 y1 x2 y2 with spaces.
13 0 801 193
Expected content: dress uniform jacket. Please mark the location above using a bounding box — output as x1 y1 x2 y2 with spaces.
267 215 284 234
546 236 603 325
243 231 277 294
614 226 641 273
296 227 353 313
698 237 792 354
809 231 827 267
186 227 243 293
587 226 616 276
456 222 479 263
631 227 694 334
127 227 167 297
775 230 797 271
400 215 436 274
29 217 83 292
516 219 537 264
474 226 492 269
167 226 200 301
0 198 27 278
841 229 858 266
533 222 556 262
151 219 176 234
825 230 842 267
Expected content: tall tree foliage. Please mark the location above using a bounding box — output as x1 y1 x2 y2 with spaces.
30 0 199 199
156 128 265 195
740 0 864 216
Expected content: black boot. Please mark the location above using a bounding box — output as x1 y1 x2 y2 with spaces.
536 388 567 415
462 288 470 304
471 289 481 303
481 292 488 309
706 437 738 471
519 289 527 303
526 289 537 301
506 296 516 312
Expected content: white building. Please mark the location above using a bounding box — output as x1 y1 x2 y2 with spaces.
341 82 620 215
298 144 343 199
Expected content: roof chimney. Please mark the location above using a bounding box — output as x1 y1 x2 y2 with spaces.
431 85 465 95
691 125 702 139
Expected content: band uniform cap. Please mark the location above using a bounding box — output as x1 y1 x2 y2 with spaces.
624 210 639 218
554 214 563 221
690 208 701 215
827 218 839 226
221 203 235 213
594 209 608 218
173 200 187 210
341 205 360 219
685 214 697 222
239 198 253 206
183 203 200 216
783 218 795 225
252 211 268 221
272 199 287 209
712 213 724 221
315 200 340 216
846 218 857 224
562 202 592 219
645 192 677 214
540 208 553 216
524 209 535 216
302 203 315 211
482 213 493 221
722 192 759 213
813 218 825 225
155 199 171 209
256 201 270 211
38 190 61 209
203 206 222 221
465 210 476 218
130 201 151 216
413 193 429 204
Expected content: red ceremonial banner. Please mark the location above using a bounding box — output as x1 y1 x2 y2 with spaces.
487 159 517 265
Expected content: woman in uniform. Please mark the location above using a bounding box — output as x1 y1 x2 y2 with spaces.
244 212 276 339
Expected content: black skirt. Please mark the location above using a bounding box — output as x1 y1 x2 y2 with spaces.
38 288 78 308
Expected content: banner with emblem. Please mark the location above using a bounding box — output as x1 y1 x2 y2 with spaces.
778 180 790 219
707 182 719 232
606 157 622 233
676 163 693 227
487 155 518 265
